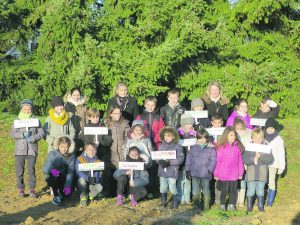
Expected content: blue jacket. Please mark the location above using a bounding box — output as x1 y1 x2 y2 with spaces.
185 145 216 179
43 150 75 188
75 153 102 183
157 142 185 179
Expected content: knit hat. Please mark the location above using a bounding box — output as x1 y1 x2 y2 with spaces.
191 98 204 109
51 96 64 108
20 99 33 109
131 120 145 128
180 114 194 126
265 118 283 131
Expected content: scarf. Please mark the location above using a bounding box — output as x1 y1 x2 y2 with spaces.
264 131 278 142
116 95 129 111
210 95 221 103
178 128 197 137
49 108 69 125
199 143 208 149
18 111 33 120
126 155 144 162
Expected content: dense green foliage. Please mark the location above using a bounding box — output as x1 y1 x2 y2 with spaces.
0 0 299 116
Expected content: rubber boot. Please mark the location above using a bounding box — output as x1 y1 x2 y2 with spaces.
257 196 264 212
161 193 167 208
172 195 179 209
193 195 200 209
203 195 210 211
116 194 123 206
238 189 246 206
130 194 138 206
247 196 253 212
267 189 276 207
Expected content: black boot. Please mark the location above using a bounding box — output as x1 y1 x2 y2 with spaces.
161 193 167 208
172 195 179 209
257 196 264 212
247 196 253 212
193 195 200 209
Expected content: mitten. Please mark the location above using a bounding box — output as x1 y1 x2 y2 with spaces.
50 168 60 177
63 186 72 196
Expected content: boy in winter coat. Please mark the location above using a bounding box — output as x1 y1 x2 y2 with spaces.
190 98 211 130
158 126 185 209
11 99 44 197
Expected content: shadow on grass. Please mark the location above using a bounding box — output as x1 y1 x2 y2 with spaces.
293 212 300 225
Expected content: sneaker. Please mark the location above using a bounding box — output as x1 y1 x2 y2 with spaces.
80 198 88 207
227 204 237 211
18 189 25 197
220 204 226 211
52 196 62 206
29 189 38 198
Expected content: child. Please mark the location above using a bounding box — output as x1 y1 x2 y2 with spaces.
78 108 113 158
136 96 165 149
252 97 280 119
243 128 274 212
185 129 216 210
107 81 139 125
114 146 149 206
76 142 103 207
158 126 185 209
177 114 197 205
43 136 76 205
226 99 252 129
44 96 76 152
214 127 244 211
160 88 185 129
264 118 285 207
190 98 211 131
10 99 44 197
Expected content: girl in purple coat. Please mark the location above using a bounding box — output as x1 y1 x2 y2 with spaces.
214 127 244 211
185 129 216 211
226 99 252 129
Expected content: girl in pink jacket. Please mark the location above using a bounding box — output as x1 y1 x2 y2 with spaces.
214 127 244 211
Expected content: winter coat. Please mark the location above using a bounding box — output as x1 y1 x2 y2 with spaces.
136 111 165 149
185 144 216 179
243 143 274 182
75 153 102 183
107 96 139 125
252 106 280 119
214 142 244 181
10 116 44 157
268 136 285 170
202 97 229 121
226 111 252 129
157 142 185 179
160 104 185 129
105 119 130 169
113 167 149 188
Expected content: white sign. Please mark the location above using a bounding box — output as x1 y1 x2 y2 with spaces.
206 127 225 136
151 150 177 160
179 138 197 147
185 111 208 119
84 127 108 135
245 143 272 154
14 119 39 129
119 162 144 170
78 162 105 171
250 118 267 127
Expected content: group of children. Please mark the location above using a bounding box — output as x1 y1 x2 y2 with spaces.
11 81 285 213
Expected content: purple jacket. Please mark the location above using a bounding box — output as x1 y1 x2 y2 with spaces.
185 145 216 179
226 111 252 129
214 142 244 181
157 142 185 179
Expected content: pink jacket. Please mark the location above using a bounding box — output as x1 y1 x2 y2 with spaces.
214 142 244 181
226 110 252 129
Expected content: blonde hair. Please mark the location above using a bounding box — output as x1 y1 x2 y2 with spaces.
205 81 225 100
113 81 128 96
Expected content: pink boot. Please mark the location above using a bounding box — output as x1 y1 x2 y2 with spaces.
130 194 138 207
116 194 123 206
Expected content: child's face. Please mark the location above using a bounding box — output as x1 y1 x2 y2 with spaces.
260 102 270 113
85 145 96 158
211 119 223 128
129 150 139 159
168 93 179 106
144 100 156 113
89 116 100 124
54 105 64 114
237 102 248 114
227 131 236 144
210 85 220 98
266 127 275 135
234 124 246 133
58 143 69 155
252 134 264 144
182 124 193 131
164 133 175 143
116 86 128 97
133 126 143 136
71 90 81 102
193 106 204 111
21 105 32 114
110 108 122 121
197 136 207 145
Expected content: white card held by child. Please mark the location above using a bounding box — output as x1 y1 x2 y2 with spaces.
185 110 208 119
84 127 108 135
179 138 197 147
245 143 272 154
78 162 105 171
119 162 144 170
250 118 267 127
151 150 177 160
14 119 39 130
206 127 225 136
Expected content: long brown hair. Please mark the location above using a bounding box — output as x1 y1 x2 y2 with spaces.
216 126 244 151
104 105 125 126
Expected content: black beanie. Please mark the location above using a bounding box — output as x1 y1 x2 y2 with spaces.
51 96 64 108
265 118 280 130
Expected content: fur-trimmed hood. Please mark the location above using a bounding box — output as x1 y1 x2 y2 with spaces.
52 135 75 154
64 92 88 107
159 126 179 143
202 96 229 106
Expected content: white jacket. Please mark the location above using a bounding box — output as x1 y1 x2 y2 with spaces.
268 136 285 170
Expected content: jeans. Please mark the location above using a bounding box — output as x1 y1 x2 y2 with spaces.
15 155 36 189
192 177 210 196
177 170 191 203
246 181 265 197
160 177 177 195
268 167 277 190
77 177 103 199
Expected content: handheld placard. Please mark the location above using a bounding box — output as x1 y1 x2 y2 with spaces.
245 143 272 154
250 118 267 127
14 119 39 131
119 162 144 170
179 138 197 147
206 127 225 142
84 127 109 144
151 150 176 172
78 162 105 178
185 110 208 119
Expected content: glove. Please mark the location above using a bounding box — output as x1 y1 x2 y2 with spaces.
63 186 72 196
277 169 284 175
23 131 32 143
266 100 277 108
23 131 30 138
50 168 60 177
159 160 170 168
185 171 192 180
88 176 97 185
